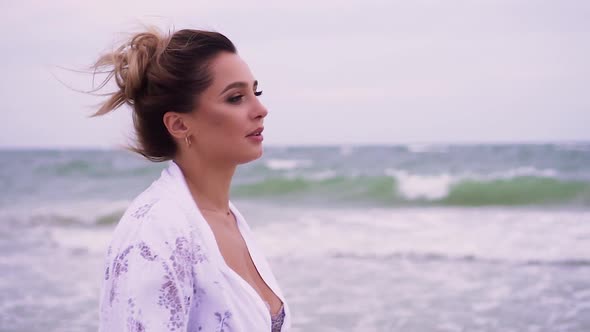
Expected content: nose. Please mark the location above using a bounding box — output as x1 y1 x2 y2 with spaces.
252 97 269 119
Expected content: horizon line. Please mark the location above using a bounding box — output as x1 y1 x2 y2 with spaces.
1 139 590 151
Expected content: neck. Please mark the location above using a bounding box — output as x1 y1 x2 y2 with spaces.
174 151 236 213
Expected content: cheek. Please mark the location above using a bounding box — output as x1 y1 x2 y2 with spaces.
204 106 227 127
202 106 243 138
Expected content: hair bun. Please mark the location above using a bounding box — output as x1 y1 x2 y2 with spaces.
92 28 167 113
115 31 162 101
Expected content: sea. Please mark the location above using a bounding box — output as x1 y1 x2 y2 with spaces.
1 143 589 332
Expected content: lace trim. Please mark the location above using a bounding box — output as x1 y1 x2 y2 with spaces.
270 303 285 332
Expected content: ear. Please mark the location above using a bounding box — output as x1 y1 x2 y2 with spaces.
163 111 192 139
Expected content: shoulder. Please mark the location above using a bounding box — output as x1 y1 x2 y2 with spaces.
107 182 203 262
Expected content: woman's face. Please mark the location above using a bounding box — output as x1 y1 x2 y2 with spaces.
189 52 268 165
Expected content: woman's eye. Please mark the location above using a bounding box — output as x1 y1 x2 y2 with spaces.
228 95 243 103
227 90 262 104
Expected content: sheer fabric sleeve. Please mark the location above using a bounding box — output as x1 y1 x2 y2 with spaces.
99 239 198 332
99 190 212 331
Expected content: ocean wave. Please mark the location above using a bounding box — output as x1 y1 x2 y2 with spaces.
232 171 590 207
555 142 590 152
440 176 589 206
405 143 449 153
252 208 590 266
385 169 453 200
264 158 313 170
31 157 162 178
328 251 590 267
0 200 128 227
232 175 398 203
386 166 561 200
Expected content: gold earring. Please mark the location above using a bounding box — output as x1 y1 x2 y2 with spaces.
185 135 192 148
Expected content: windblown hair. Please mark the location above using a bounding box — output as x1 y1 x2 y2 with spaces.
91 26 236 162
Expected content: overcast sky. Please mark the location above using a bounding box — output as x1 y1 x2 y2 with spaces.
1 0 588 148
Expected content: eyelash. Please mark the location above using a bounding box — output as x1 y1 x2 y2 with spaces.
228 90 263 104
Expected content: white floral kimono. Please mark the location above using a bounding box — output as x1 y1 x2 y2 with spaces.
98 160 291 331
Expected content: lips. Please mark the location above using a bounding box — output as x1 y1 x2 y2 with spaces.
246 126 264 137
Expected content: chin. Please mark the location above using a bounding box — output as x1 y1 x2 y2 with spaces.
237 147 263 165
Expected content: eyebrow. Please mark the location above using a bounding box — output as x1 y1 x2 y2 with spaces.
219 80 258 96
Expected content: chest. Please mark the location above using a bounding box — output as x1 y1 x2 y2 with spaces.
205 216 283 315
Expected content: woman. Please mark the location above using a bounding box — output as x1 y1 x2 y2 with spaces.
94 27 291 331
